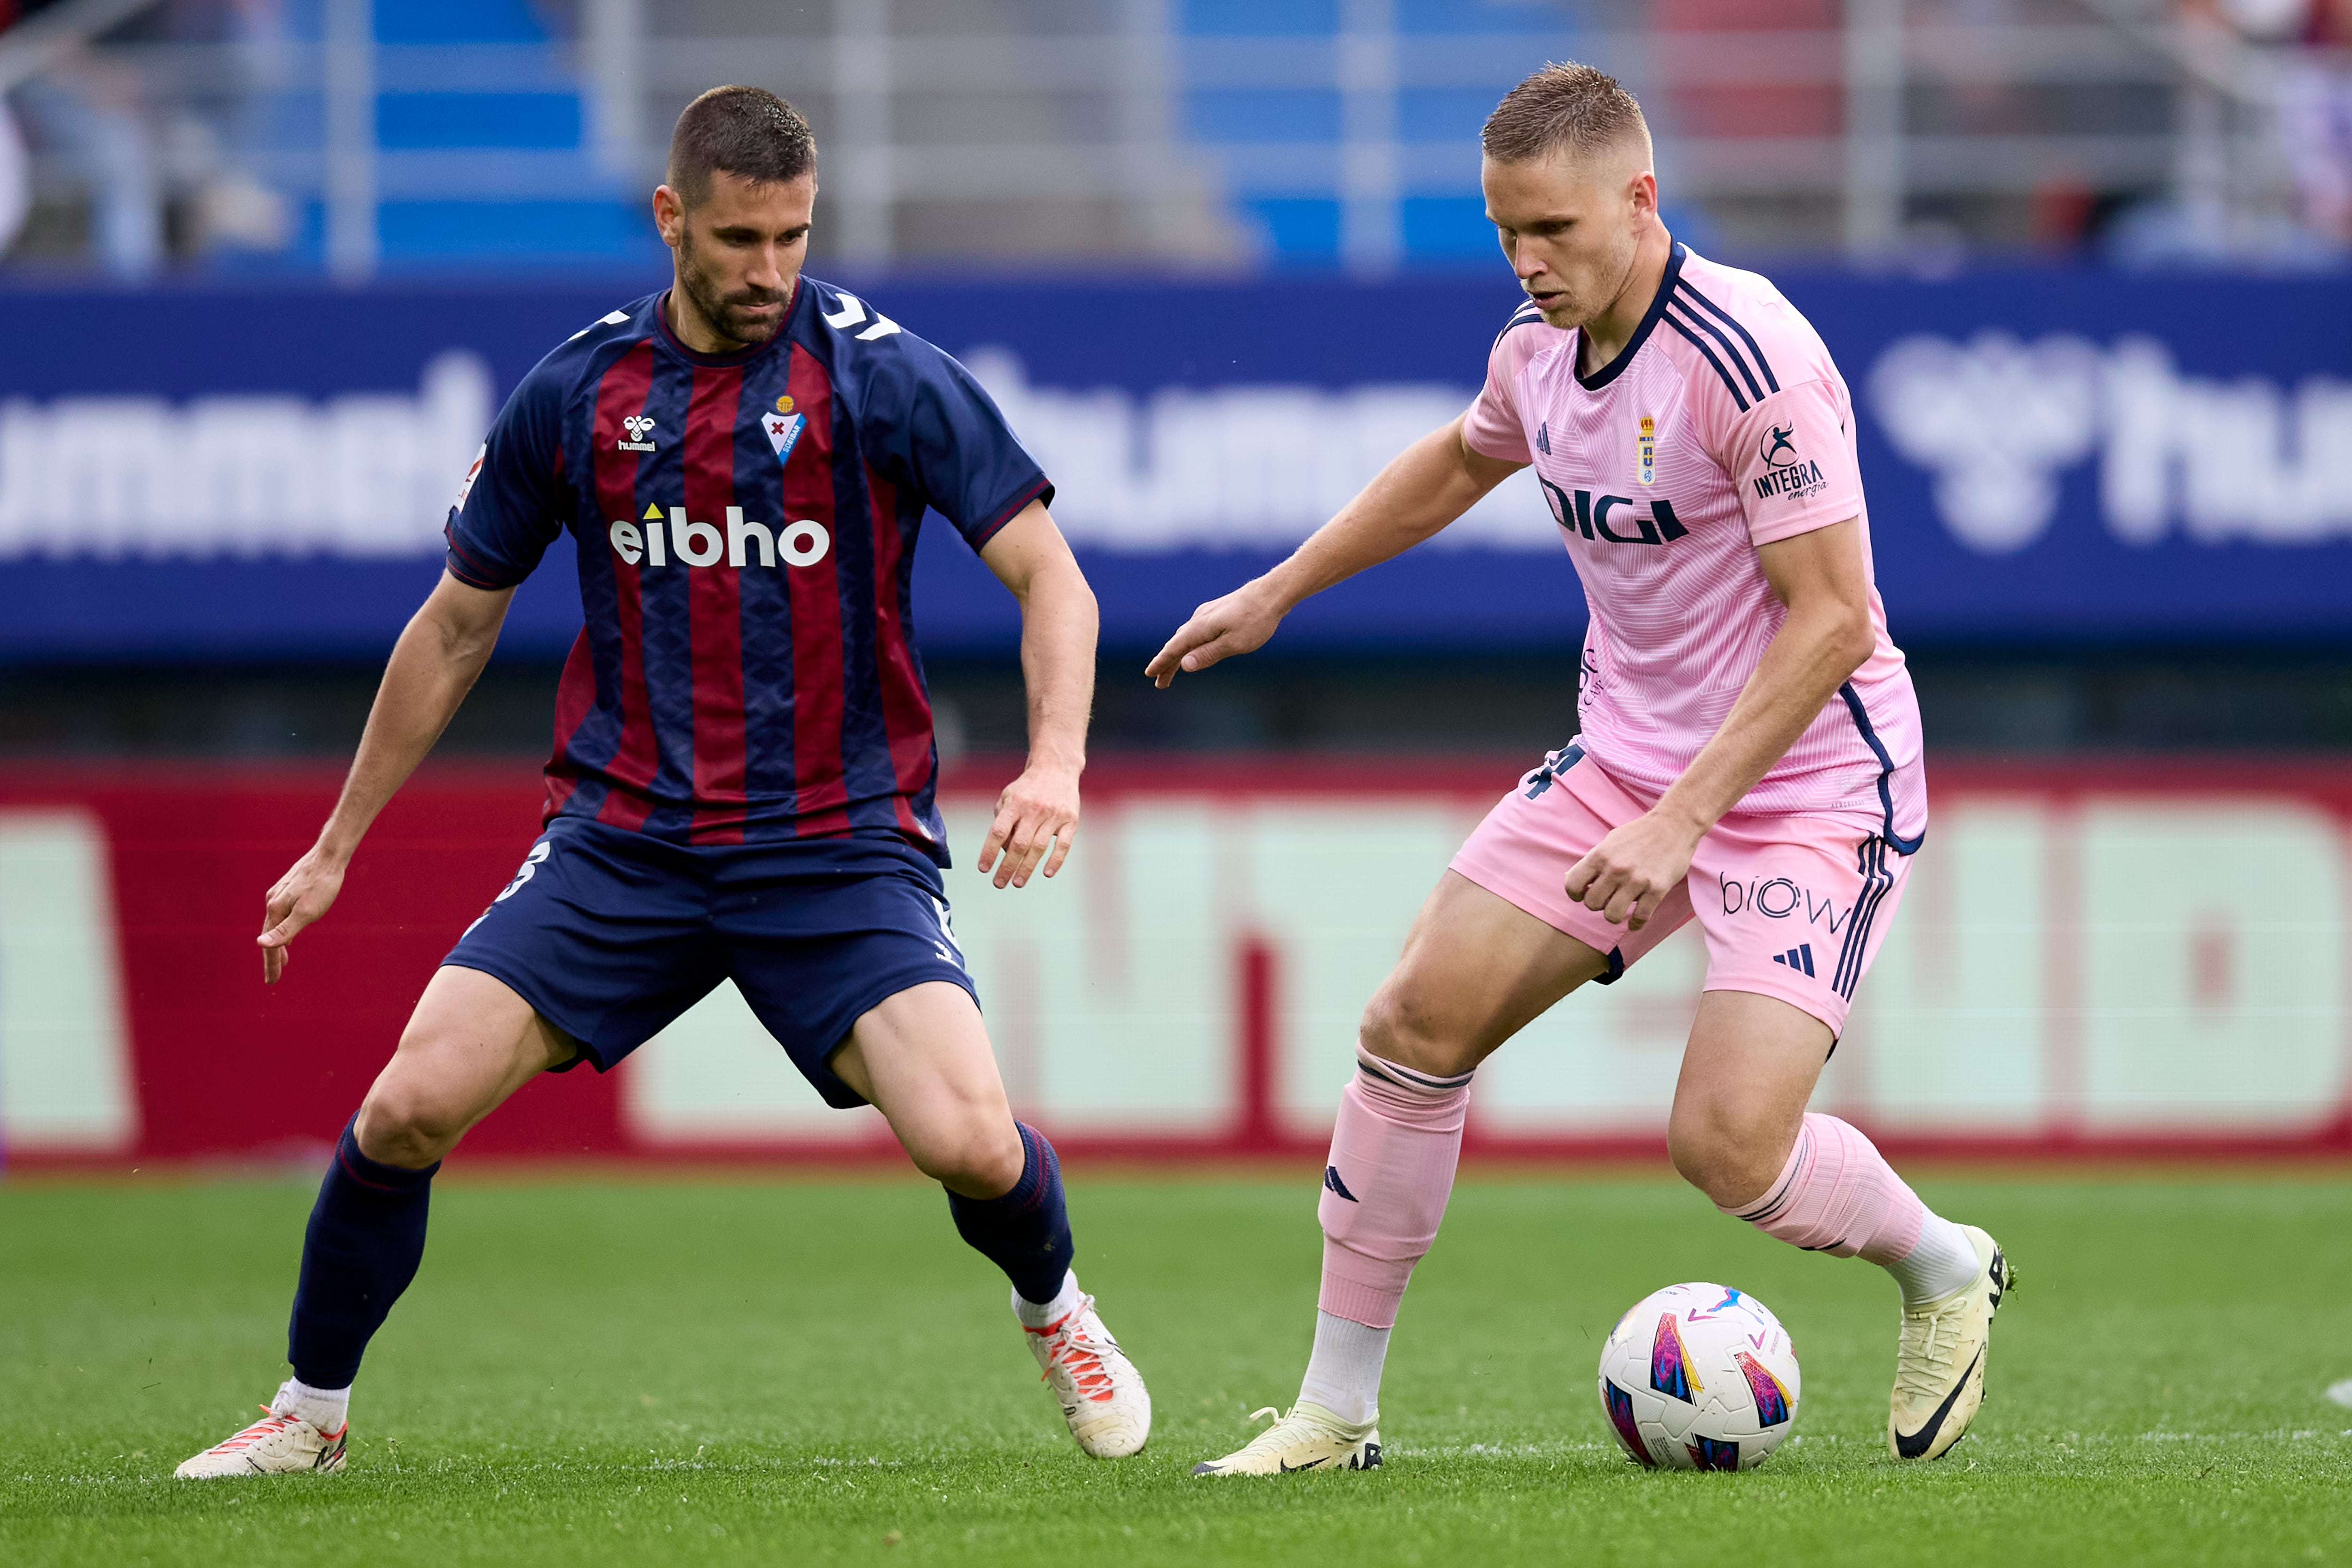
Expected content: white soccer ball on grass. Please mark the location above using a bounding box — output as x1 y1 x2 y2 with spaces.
1596 1282 1801 1471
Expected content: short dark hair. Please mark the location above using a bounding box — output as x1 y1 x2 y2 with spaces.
667 86 816 206
1481 62 1650 167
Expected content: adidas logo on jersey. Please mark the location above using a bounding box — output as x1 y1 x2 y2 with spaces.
608 505 831 570
1770 943 1817 977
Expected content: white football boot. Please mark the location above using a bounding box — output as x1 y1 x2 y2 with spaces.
1890 1224 2016 1460
1025 1290 1151 1458
175 1401 348 1479
1192 1402 1381 1476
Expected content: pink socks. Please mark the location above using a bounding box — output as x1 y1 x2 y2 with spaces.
1725 1112 1979 1305
1316 1048 1473 1331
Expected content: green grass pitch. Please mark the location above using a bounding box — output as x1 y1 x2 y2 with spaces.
4 1168 2349 1567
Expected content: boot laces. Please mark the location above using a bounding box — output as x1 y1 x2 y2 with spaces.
1033 1295 1119 1402
206 1408 306 1456
1229 1405 1327 1458
1895 1301 1969 1403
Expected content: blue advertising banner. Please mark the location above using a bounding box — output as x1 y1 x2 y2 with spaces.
1 263 2346 659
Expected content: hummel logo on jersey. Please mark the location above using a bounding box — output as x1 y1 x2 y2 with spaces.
1770 943 1816 977
1538 478 1688 546
1323 1166 1359 1202
607 507 832 570
618 414 657 453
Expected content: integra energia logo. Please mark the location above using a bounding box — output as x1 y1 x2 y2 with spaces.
1751 422 1825 502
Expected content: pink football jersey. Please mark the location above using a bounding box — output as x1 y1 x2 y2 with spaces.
1462 243 1924 847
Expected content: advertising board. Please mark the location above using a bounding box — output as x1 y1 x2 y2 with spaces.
5 758 2344 1165
2 265 2346 657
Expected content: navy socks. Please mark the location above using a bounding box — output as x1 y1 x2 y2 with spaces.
287 1119 437 1389
946 1122 1074 1305
284 1115 1065 1384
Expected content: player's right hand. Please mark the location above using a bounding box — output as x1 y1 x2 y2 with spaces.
258 847 349 984
1146 583 1284 687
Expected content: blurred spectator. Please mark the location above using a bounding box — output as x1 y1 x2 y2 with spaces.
2185 0 2352 249
16 56 164 277
6 0 166 277
0 92 27 255
2278 0 2352 244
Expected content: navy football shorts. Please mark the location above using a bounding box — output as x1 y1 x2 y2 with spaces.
442 816 977 1108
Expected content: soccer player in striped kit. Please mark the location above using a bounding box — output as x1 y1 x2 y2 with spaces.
1156 64 2012 1475
176 87 1149 1479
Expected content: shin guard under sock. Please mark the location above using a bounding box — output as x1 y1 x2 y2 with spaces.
1723 1112 1978 1305
946 1122 1074 1306
286 1118 437 1390
1315 1047 1472 1332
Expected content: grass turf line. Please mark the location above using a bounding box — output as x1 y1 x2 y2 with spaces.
3 1171 2349 1567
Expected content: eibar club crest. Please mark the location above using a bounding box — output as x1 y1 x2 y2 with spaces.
1638 415 1656 485
764 407 806 467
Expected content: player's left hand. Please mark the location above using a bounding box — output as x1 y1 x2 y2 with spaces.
1564 809 1702 931
977 762 1081 889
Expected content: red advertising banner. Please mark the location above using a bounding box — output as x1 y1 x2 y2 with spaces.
2 756 2347 1167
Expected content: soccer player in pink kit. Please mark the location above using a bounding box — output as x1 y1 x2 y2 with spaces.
1154 64 2014 1474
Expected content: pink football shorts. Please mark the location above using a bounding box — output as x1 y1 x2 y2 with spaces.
1448 742 1915 1036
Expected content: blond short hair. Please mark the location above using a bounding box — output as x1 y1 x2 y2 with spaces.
1481 62 1651 168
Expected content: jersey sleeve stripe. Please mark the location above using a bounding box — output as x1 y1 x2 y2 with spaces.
1673 281 1780 394
970 473 1052 549
1661 314 1752 412
1665 296 1766 404
441 527 512 589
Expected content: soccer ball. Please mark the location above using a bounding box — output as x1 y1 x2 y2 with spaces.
1596 1282 1801 1471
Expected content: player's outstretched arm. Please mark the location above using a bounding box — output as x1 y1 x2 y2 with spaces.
258 571 517 981
1146 415 1522 687
1564 519 1876 930
974 500 1097 890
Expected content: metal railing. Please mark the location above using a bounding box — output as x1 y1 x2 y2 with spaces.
0 0 2331 279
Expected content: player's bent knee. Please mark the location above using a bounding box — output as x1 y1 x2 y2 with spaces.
355 1046 505 1168
1667 1103 1788 1210
1358 982 1476 1079
354 1084 468 1169
905 1114 1024 1197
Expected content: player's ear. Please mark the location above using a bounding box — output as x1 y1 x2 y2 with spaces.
652 183 685 246
1628 168 1658 222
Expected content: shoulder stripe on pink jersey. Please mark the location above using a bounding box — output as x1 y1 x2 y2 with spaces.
1673 280 1780 394
1666 297 1764 404
1661 310 1755 411
1493 300 1546 349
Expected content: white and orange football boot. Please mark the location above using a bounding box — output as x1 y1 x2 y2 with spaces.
1024 1288 1150 1458
175 1397 347 1479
